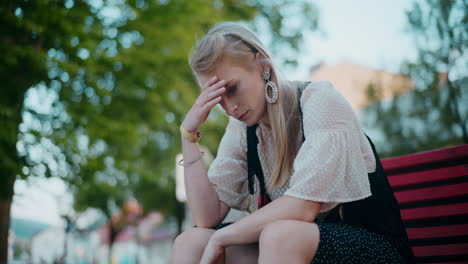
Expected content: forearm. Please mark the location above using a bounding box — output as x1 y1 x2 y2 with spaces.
181 136 224 227
213 195 321 246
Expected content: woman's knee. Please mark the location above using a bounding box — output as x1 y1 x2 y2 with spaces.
173 227 215 250
171 227 215 262
259 220 295 247
260 220 319 245
259 220 320 261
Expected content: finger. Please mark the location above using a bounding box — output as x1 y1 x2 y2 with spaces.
204 79 225 93
200 86 225 105
197 84 225 107
203 76 219 90
200 96 222 113
199 251 209 264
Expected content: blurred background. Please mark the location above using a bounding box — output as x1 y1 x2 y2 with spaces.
1 0 466 263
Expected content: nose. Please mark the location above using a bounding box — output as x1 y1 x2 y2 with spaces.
221 98 239 117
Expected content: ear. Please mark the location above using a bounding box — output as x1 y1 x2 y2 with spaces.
255 52 270 74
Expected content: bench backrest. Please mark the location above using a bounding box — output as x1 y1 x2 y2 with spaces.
382 144 468 263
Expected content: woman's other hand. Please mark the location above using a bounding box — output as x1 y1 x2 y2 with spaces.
199 234 226 264
181 76 226 133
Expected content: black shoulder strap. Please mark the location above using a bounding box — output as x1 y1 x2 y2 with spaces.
297 81 310 142
247 124 266 195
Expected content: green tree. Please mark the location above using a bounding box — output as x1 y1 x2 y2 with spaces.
361 0 467 158
1 1 101 262
1 1 319 262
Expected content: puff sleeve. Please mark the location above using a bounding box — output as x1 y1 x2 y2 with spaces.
284 81 376 213
207 117 251 211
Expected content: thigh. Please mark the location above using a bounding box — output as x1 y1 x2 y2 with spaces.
211 222 259 264
225 243 259 264
171 227 217 263
174 226 259 264
312 222 404 264
174 227 216 249
259 220 320 263
213 221 320 264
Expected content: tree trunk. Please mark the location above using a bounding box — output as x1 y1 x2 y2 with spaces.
0 84 23 264
0 191 13 264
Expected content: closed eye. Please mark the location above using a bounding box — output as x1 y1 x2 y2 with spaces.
226 84 237 95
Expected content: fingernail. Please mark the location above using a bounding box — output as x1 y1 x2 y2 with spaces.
212 76 217 80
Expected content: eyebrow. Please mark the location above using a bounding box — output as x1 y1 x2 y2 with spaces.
225 78 235 87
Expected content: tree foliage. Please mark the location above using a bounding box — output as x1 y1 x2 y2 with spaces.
1 3 320 261
361 0 467 158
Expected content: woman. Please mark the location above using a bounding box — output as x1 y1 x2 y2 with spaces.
172 22 414 264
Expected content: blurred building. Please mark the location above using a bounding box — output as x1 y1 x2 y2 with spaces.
24 210 175 264
31 227 66 263
9 218 51 263
309 60 413 111
310 61 467 155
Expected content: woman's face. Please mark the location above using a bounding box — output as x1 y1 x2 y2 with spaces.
199 56 268 126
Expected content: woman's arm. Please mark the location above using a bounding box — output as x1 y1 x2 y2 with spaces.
210 195 321 246
181 137 230 228
180 76 230 228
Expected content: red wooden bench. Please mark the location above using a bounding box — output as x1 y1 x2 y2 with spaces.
383 144 468 264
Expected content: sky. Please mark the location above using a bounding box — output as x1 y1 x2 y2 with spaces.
290 0 416 80
11 0 418 226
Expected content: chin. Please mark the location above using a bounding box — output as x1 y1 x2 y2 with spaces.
244 116 260 126
239 111 262 126
243 120 256 126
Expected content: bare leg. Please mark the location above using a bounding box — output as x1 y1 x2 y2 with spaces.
225 243 259 264
171 227 218 264
258 220 320 264
171 227 259 264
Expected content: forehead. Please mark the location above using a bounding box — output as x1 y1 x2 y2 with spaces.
198 60 247 88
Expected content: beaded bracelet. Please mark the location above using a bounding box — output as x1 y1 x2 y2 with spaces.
178 152 205 167
180 125 201 143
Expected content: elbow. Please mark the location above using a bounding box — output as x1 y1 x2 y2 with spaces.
302 210 317 223
296 206 316 223
195 222 212 229
192 200 227 229
282 195 321 222
297 200 321 223
193 212 224 229
192 217 218 229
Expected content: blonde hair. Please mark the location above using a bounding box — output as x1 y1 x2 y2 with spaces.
189 21 302 189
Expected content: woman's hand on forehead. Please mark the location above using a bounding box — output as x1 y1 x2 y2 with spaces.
181 75 227 132
202 75 219 89
202 75 233 90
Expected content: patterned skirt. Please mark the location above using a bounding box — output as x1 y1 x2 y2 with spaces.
210 220 404 264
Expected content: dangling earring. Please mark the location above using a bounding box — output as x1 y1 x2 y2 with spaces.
263 70 278 104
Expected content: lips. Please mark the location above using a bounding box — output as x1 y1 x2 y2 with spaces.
239 111 248 121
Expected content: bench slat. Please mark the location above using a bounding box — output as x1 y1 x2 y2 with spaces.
388 165 468 188
406 224 468 239
382 145 468 172
395 182 468 204
380 144 468 263
412 243 468 256
401 202 468 220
